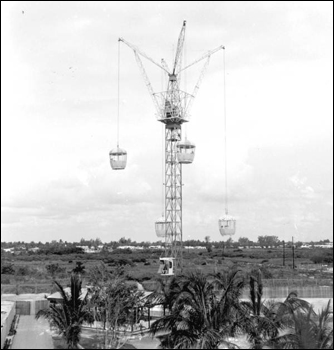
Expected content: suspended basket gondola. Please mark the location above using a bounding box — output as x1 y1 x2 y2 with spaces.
218 214 236 236
177 139 195 164
109 146 127 170
155 216 168 238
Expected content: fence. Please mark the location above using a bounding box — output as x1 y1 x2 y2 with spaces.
261 278 333 287
242 286 333 299
1 278 72 295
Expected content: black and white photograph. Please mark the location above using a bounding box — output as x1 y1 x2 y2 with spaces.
1 2 333 349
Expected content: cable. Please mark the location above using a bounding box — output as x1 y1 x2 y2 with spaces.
117 39 121 148
223 48 228 215
162 123 164 218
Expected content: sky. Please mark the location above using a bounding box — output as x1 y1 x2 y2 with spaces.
1 1 333 244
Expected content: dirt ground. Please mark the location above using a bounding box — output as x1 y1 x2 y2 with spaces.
11 315 53 349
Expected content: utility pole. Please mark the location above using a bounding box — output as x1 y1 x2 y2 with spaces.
292 236 295 270
283 240 285 266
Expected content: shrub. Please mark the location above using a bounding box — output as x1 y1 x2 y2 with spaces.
1 276 11 284
1 263 15 275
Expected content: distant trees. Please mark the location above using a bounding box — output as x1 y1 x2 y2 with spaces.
46 263 66 278
238 237 251 247
1 263 15 275
204 236 212 253
257 235 280 248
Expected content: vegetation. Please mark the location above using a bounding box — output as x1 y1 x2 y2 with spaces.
150 269 246 349
35 274 94 349
87 263 144 348
148 269 332 349
241 270 313 349
271 300 333 349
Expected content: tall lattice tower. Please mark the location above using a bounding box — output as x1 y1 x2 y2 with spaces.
119 21 224 275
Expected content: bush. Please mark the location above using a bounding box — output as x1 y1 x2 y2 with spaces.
1 276 11 284
259 266 273 279
1 263 15 275
15 266 30 276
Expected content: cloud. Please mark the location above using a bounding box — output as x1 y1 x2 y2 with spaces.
1 2 332 243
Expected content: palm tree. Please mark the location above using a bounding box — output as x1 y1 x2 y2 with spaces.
146 275 181 317
242 270 314 349
36 274 94 349
271 299 333 349
150 269 245 349
87 263 144 349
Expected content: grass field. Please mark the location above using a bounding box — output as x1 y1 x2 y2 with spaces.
1 248 332 295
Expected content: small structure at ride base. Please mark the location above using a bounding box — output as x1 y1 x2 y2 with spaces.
158 257 175 276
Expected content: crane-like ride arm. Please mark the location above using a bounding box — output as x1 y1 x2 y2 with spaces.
119 38 167 117
172 20 187 76
178 45 225 74
119 38 169 74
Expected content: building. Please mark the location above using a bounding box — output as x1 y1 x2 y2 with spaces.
1 301 15 349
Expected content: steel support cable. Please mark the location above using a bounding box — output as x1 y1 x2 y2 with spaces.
161 66 165 218
117 40 121 148
223 48 228 215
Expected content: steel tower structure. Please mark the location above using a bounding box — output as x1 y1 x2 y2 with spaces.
120 21 224 273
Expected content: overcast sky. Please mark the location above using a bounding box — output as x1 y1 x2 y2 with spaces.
1 1 333 244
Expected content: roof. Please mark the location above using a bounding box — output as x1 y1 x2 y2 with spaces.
47 288 88 301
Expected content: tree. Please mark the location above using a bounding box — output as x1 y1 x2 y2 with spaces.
72 262 85 276
238 237 251 247
46 263 64 278
87 263 143 348
204 236 213 253
271 300 333 349
36 274 94 349
242 270 313 349
1 263 15 275
257 235 280 248
225 237 233 249
150 269 246 349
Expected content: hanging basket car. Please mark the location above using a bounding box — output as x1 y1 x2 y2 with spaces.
109 146 127 170
155 217 168 238
158 257 175 276
177 139 196 164
218 214 236 236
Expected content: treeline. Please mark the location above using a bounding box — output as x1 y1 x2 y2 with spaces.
1 236 332 251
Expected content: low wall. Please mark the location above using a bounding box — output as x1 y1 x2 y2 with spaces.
1 294 49 316
15 299 49 315
1 301 15 349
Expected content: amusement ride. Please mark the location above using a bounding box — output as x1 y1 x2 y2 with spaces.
109 21 236 276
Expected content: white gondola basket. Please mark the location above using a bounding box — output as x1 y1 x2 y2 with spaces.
109 147 127 170
177 139 196 164
155 217 169 238
218 214 236 236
